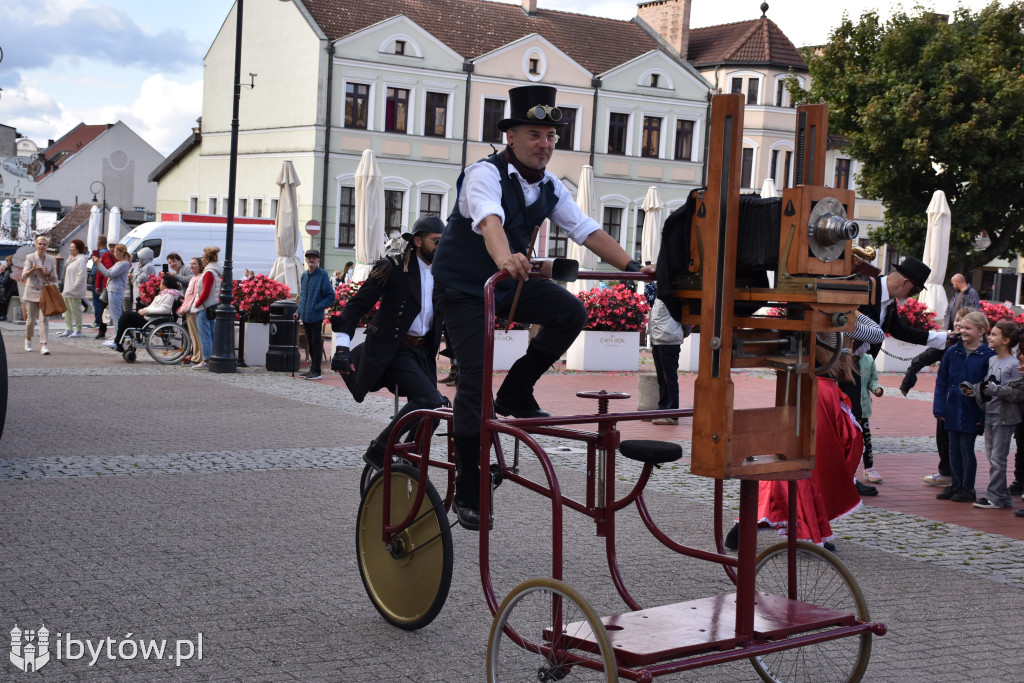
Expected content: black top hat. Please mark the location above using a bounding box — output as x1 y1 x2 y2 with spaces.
893 256 931 289
498 85 567 131
401 214 445 242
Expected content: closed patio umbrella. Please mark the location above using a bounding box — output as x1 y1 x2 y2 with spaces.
922 190 951 321
639 186 663 266
18 199 34 242
106 206 121 243
268 160 304 295
1 200 11 240
353 149 385 281
567 165 599 294
87 205 102 251
760 178 780 198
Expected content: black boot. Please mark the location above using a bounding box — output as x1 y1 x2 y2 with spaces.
494 349 559 418
724 523 739 551
453 435 492 530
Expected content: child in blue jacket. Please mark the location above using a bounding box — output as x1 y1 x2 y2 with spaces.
933 311 994 502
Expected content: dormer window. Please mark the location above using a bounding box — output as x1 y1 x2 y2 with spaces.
650 73 660 88
395 40 406 55
529 58 539 75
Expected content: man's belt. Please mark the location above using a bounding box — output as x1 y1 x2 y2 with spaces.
405 334 425 347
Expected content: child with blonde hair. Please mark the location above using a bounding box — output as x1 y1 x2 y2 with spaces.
934 311 994 502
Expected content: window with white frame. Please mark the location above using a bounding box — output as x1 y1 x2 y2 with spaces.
482 98 505 144
641 117 662 158
548 220 568 258
420 192 443 217
345 82 370 129
270 198 279 219
338 186 355 247
555 107 577 151
189 196 198 214
608 113 629 155
253 197 263 218
674 120 694 161
221 196 229 216
834 158 851 190
385 190 404 234
603 206 623 241
424 92 448 138
634 209 645 261
731 76 761 105
237 197 247 217
741 148 754 188
207 197 217 215
385 87 409 134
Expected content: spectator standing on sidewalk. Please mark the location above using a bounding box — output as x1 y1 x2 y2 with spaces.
91 236 114 338
59 239 88 338
645 282 688 425
858 351 884 483
93 244 132 333
0 257 17 321
178 258 203 366
191 246 223 369
295 249 336 380
167 252 192 291
945 274 980 330
933 311 993 503
22 235 58 355
965 320 1022 509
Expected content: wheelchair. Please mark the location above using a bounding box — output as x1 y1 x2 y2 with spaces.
121 314 191 365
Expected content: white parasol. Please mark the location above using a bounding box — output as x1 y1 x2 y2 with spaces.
106 206 121 243
1 200 10 240
87 205 103 251
18 199 34 241
353 149 385 281
640 186 663 266
567 165 599 294
760 178 780 198
268 160 304 295
922 190 951 320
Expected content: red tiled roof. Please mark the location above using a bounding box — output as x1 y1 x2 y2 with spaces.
40 203 94 245
688 17 805 69
302 0 660 76
37 123 111 180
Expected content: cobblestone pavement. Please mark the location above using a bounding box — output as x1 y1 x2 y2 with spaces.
2 326 1022 681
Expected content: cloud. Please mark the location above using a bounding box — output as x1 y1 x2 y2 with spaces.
0 0 204 74
0 73 202 156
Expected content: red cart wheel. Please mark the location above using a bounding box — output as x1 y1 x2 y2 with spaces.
751 541 871 683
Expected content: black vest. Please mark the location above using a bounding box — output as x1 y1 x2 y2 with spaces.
433 151 558 302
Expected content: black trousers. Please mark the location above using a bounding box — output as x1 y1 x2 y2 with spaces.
651 344 680 410
114 311 147 349
441 279 587 437
371 344 446 451
937 418 950 477
302 321 324 374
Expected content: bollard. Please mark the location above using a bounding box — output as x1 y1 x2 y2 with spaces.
636 371 660 411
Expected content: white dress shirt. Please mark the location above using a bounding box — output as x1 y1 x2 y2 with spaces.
457 161 600 245
334 255 433 348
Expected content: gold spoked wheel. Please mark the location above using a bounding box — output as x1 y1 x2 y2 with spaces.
751 541 872 683
356 462 453 630
487 577 618 682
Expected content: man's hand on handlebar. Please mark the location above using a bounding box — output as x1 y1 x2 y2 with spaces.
331 346 354 375
499 252 533 280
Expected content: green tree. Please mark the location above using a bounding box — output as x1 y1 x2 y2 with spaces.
793 3 1024 278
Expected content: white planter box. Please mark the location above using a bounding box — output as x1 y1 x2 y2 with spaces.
677 332 702 372
244 322 270 366
875 336 929 374
491 329 529 371
566 330 640 371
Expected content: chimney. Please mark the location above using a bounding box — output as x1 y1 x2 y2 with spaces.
637 0 691 59
522 0 537 15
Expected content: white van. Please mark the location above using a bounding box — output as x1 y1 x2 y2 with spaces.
119 222 298 275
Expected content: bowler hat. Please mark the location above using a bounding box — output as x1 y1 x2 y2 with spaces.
498 85 567 132
401 214 445 242
893 256 930 290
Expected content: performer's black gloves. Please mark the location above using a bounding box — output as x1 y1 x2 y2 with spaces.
331 346 353 374
623 259 643 273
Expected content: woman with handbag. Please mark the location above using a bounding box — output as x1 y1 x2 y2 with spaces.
22 236 58 355
59 239 89 338
191 246 222 370
92 244 131 334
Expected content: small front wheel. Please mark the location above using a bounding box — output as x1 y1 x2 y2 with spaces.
356 462 453 630
751 541 872 683
487 578 618 682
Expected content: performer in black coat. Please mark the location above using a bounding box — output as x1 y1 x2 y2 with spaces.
860 256 949 358
331 215 447 468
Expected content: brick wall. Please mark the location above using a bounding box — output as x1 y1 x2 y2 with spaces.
637 0 691 59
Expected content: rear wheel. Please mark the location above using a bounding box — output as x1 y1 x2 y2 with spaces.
147 322 190 364
751 541 871 683
487 578 618 682
356 462 453 630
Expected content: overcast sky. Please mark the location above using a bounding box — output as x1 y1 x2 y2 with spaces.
0 0 1002 157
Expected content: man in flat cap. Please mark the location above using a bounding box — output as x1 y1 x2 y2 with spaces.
331 215 447 470
295 248 337 380
431 84 655 530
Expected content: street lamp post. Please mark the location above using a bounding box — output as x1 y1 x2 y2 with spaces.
90 180 106 233
207 0 246 373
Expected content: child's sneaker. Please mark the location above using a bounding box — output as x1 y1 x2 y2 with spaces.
864 467 883 484
972 497 1003 509
924 472 952 487
936 485 957 500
